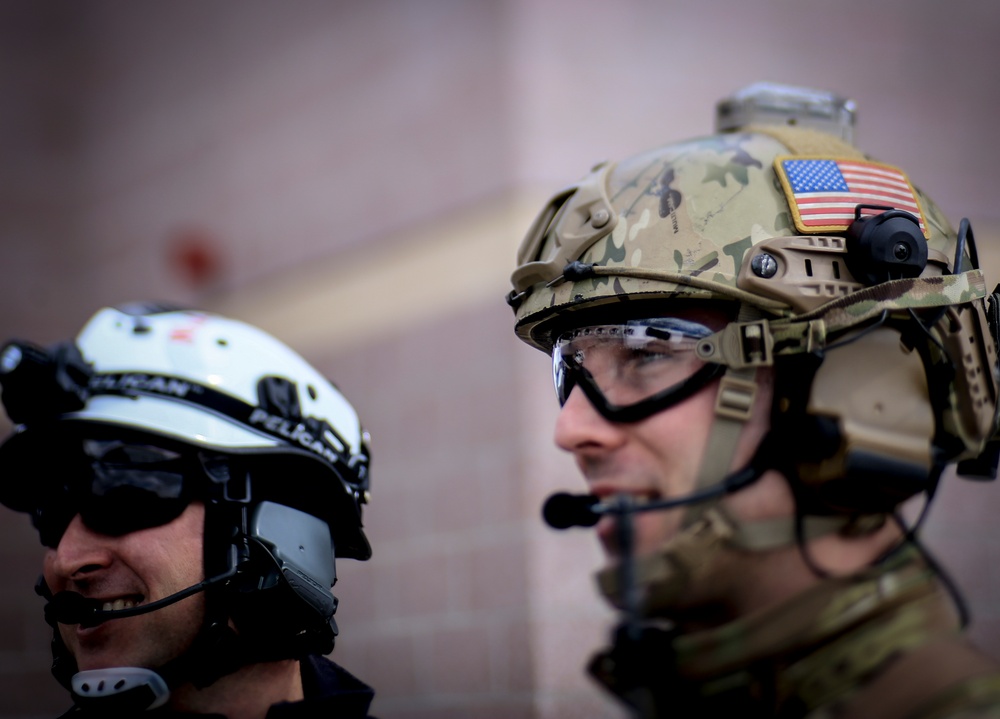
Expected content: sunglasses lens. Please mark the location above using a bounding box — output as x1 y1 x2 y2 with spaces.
34 504 77 549
34 439 204 546
81 489 189 537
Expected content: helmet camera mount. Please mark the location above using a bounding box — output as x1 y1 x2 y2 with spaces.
845 205 928 285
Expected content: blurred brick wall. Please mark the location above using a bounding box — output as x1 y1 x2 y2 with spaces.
2 2 1000 718
320 301 538 717
321 300 615 718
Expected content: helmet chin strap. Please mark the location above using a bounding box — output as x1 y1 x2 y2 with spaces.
58 614 249 713
69 668 171 712
593 304 860 616
592 381 884 616
592 431 775 615
591 441 860 614
600 302 769 614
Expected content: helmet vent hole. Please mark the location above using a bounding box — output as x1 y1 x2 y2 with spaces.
216 338 229 347
307 385 318 400
833 261 841 279
805 259 814 277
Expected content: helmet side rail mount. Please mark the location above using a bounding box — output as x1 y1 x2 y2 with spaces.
508 204 933 311
542 463 762 531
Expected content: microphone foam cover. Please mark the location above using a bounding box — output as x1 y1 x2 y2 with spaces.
542 492 600 529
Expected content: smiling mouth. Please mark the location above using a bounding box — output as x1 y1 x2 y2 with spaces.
100 596 144 612
594 490 667 553
631 491 660 506
597 489 661 508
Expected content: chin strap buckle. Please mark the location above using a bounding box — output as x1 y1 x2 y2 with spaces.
71 667 170 712
714 375 758 422
697 320 775 369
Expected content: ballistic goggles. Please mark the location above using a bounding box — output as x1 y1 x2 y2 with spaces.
15 436 221 548
552 317 725 423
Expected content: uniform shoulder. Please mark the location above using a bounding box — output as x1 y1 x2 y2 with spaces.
907 672 1000 719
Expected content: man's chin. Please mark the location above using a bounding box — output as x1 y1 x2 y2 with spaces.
69 637 147 672
594 543 710 617
75 655 133 672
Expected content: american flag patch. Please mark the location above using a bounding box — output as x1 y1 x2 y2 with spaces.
775 156 927 238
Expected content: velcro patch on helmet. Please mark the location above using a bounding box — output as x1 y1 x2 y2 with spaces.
774 156 928 239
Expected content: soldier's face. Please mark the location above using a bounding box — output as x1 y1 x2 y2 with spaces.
42 502 206 672
553 309 772 563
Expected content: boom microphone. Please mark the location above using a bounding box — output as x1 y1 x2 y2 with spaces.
44 582 212 628
542 492 601 529
542 465 763 530
39 547 240 628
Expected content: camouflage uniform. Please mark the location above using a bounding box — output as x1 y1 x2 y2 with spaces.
590 546 1000 718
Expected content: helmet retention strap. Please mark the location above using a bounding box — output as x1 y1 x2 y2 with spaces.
682 304 764 530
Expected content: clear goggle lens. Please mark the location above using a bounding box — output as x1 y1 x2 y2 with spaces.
552 318 723 422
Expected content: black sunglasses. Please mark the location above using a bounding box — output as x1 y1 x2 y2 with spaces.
31 439 219 548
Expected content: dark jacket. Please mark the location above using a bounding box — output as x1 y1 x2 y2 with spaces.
58 655 376 718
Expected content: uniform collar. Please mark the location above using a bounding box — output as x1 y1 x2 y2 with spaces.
590 545 961 716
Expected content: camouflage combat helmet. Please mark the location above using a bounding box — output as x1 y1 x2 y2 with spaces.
510 84 1000 613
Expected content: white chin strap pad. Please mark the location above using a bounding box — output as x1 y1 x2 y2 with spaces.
72 667 170 711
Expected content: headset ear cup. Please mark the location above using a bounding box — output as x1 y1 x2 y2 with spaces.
220 502 339 659
225 541 338 658
845 210 928 285
774 328 936 513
